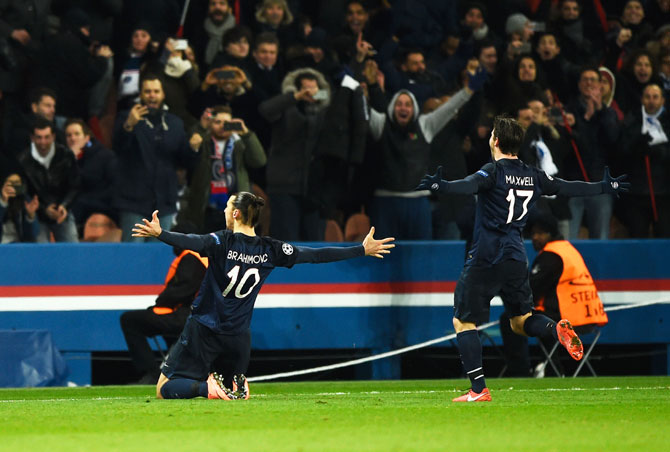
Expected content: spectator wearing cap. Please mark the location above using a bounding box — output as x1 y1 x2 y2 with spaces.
618 83 670 237
34 8 113 122
504 13 535 64
189 0 237 72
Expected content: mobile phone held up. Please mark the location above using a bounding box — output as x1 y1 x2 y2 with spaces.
214 70 237 80
312 89 328 101
174 39 188 51
223 121 244 132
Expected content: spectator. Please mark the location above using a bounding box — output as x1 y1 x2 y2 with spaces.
17 118 79 243
160 38 201 130
659 50 670 98
499 213 607 377
616 49 660 113
459 2 501 48
189 0 236 72
366 69 486 240
381 47 449 108
190 65 257 124
534 32 576 104
331 1 389 66
4 87 65 161
286 27 341 86
564 67 620 239
210 25 254 77
605 0 655 70
646 0 670 31
504 12 535 63
618 84 670 237
599 66 625 122
498 54 547 116
64 118 118 234
179 105 267 232
115 22 159 111
35 8 114 121
258 68 331 241
0 172 39 243
551 0 604 67
120 222 208 384
645 24 670 62
253 0 299 49
113 75 195 242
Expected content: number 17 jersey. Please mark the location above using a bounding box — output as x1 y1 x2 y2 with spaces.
467 158 561 266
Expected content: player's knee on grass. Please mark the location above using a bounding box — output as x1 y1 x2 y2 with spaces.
156 374 169 399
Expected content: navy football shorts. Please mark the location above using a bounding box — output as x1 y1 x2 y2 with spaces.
161 317 251 381
454 259 533 325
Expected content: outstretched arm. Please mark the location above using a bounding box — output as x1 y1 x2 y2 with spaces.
551 167 630 197
415 166 486 195
132 210 212 253
294 227 395 264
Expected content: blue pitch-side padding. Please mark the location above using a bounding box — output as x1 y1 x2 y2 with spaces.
0 330 69 387
1 240 670 384
1 240 670 285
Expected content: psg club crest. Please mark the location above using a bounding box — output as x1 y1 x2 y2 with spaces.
282 243 294 255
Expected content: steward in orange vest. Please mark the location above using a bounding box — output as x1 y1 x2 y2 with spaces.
530 222 608 327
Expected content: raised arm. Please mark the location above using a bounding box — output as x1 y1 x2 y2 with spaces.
548 167 630 197
294 227 394 264
132 210 212 253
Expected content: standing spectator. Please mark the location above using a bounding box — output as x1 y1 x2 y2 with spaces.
605 0 655 71
210 25 254 77
17 118 79 243
253 0 299 49
498 54 547 116
551 0 604 67
179 105 267 232
381 47 448 108
564 67 620 239
35 8 113 122
190 65 257 124
188 0 236 72
367 69 487 240
160 39 201 131
615 49 660 113
64 118 118 234
113 75 195 242
618 84 670 237
115 22 159 111
258 68 331 241
534 32 576 104
0 172 39 243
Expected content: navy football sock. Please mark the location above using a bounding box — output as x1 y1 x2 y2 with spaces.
456 329 486 393
160 378 208 399
523 314 558 340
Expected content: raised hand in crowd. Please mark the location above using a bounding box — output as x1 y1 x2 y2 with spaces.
123 103 149 131
294 84 318 102
584 85 603 120
94 44 113 58
10 29 31 45
355 32 375 63
189 132 203 151
616 28 633 48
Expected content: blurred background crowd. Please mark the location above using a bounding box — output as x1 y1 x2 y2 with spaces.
1 0 669 244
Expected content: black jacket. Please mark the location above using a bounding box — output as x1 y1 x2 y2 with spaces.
17 143 80 223
71 138 118 224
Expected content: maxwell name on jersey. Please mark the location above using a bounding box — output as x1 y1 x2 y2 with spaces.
505 174 534 186
226 250 269 264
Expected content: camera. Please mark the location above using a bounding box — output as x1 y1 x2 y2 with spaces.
223 121 244 132
11 183 25 197
214 70 237 80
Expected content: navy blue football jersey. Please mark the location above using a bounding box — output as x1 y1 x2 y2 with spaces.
190 230 298 334
467 159 561 266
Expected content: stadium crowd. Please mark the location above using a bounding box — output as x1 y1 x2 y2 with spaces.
1 0 670 244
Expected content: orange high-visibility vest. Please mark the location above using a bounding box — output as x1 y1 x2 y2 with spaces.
153 250 209 315
536 241 608 327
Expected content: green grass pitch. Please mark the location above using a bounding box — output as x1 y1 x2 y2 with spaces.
1 377 669 452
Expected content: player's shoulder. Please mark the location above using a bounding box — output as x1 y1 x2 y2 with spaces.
476 162 496 177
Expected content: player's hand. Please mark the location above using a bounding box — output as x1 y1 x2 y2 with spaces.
415 166 448 193
601 166 630 197
132 210 162 238
362 226 395 258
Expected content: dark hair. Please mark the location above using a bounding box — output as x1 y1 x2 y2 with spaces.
493 115 525 156
29 87 57 106
578 64 601 80
531 213 559 238
232 191 265 227
212 105 233 116
64 118 91 136
254 31 279 50
140 73 164 88
402 48 425 64
623 48 656 76
31 116 55 135
475 39 497 58
294 71 318 90
223 25 252 48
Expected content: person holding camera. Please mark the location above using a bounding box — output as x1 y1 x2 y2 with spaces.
191 64 257 126
113 75 195 242
178 105 266 232
0 172 39 243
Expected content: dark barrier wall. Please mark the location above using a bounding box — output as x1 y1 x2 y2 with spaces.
1 240 669 383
